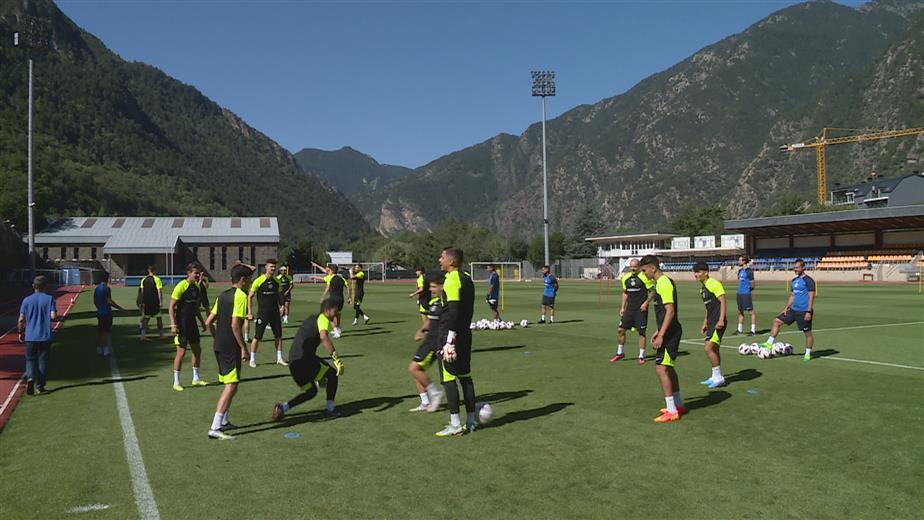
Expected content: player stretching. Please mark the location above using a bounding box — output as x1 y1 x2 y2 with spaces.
611 258 653 363
736 256 757 335
350 264 370 325
247 259 286 368
168 263 207 391
276 265 294 324
435 246 478 437
693 262 726 388
762 259 816 362
137 265 164 341
204 264 252 440
538 265 559 324
312 263 350 338
639 255 684 423
407 266 427 327
407 273 446 412
485 263 501 321
271 299 345 421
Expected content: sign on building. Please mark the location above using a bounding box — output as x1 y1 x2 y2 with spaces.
672 237 691 249
694 235 716 249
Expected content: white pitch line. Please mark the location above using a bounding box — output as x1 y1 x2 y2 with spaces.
109 354 160 520
680 320 924 371
0 374 26 416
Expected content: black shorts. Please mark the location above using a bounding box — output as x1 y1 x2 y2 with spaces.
214 350 241 384
175 321 201 348
486 297 498 311
777 310 812 332
619 309 648 332
141 301 161 318
542 295 556 307
736 293 754 312
704 324 726 346
354 291 364 306
654 326 682 367
97 314 113 332
413 335 440 369
440 330 472 382
290 355 333 392
328 297 345 312
254 315 283 340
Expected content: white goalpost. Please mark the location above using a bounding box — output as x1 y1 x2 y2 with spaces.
357 262 386 282
469 261 522 282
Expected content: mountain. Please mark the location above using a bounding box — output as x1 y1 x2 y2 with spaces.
0 0 369 246
359 0 924 236
293 147 412 196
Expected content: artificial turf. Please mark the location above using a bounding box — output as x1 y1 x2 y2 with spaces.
1 278 922 519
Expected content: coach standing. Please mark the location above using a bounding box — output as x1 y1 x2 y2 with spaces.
18 276 57 395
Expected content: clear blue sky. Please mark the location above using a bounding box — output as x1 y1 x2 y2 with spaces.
58 0 865 168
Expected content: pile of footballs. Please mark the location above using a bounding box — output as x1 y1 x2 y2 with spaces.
738 342 794 359
470 319 530 331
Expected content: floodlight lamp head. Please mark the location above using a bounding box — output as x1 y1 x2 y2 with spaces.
531 70 556 97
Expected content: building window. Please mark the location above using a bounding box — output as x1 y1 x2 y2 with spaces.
112 218 125 228
42 248 48 260
72 248 79 260
193 247 198 263
91 248 97 260
60 247 65 260
209 247 215 271
260 218 271 228
172 218 185 228
81 218 97 228
142 218 155 228
238 246 244 262
231 218 241 229
222 247 227 270
250 246 256 263
202 218 212 228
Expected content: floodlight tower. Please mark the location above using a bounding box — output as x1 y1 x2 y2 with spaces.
14 16 49 278
531 70 555 266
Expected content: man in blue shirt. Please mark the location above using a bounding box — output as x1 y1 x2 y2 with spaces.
18 276 57 395
539 265 559 324
485 263 501 321
95 272 124 357
762 259 816 362
735 256 757 336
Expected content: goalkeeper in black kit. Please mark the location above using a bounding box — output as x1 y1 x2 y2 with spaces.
435 246 478 437
271 299 346 421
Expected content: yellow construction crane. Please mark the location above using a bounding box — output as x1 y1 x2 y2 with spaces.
779 127 924 206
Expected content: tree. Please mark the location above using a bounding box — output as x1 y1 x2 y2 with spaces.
527 231 566 267
670 204 726 237
565 206 605 258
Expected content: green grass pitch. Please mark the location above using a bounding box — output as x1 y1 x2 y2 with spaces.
1 279 922 518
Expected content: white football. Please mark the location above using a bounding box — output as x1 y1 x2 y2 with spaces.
520 319 529 328
782 344 794 355
757 347 772 359
476 402 494 424
470 322 477 330
738 344 750 355
771 343 784 356
748 343 761 354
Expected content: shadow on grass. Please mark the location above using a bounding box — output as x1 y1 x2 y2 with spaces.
486 402 573 429
477 389 533 405
811 349 839 359
45 374 156 394
685 390 731 412
724 368 761 384
540 319 584 325
474 345 526 354
233 394 418 436
238 373 289 384
359 320 406 325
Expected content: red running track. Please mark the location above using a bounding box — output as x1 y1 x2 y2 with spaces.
0 285 84 431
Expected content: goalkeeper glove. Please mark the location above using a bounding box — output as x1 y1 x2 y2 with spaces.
331 351 345 376
441 330 457 362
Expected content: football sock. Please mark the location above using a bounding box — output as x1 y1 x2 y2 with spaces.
276 350 284 362
326 400 335 412
711 366 723 380
766 335 776 344
280 402 290 413
210 412 223 431
192 367 201 381
173 371 181 386
672 392 684 409
751 324 756 333
804 348 812 357
450 413 461 428
737 324 743 333
419 392 430 405
664 396 677 414
616 344 624 355
221 410 230 426
466 412 475 426
639 348 645 359
550 316 555 323
250 352 256 363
